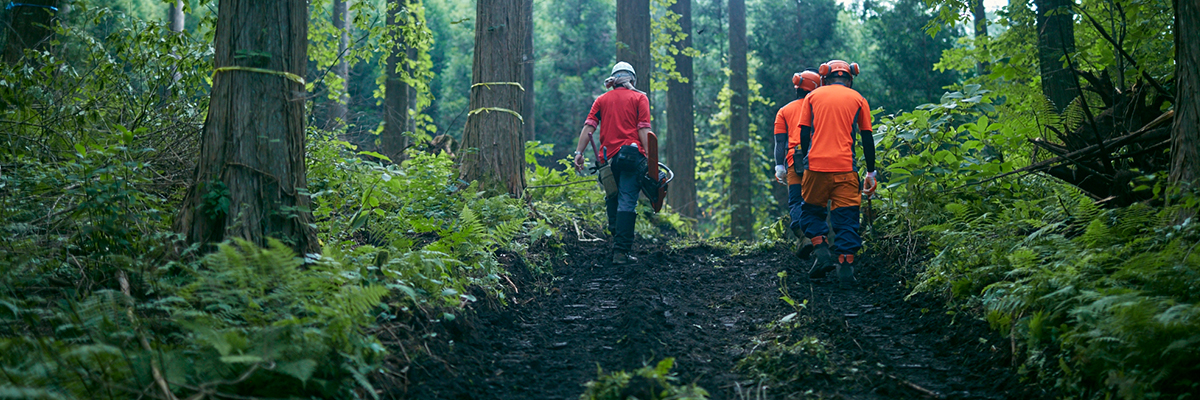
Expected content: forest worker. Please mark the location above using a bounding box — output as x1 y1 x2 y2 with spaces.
772 69 823 261
572 61 653 266
796 60 878 286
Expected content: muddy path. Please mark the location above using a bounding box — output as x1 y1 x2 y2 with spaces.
382 232 1052 399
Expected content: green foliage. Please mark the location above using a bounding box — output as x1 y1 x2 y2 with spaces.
0 238 388 399
579 358 710 400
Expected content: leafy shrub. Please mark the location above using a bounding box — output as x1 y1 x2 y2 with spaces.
580 358 710 400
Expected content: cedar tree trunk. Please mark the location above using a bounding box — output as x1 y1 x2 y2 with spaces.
170 1 185 32
176 0 318 255
521 0 535 142
1172 0 1199 217
1035 0 1079 113
382 0 411 161
972 0 989 75
667 0 697 218
328 0 351 128
729 0 752 239
459 0 527 196
616 0 652 120
3 0 58 64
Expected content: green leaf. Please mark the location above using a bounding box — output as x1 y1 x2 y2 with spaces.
220 355 264 364
276 359 318 383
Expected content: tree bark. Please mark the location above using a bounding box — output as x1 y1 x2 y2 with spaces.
666 0 697 218
729 0 752 239
972 0 989 75
459 0 527 196
170 1 185 33
1035 0 1079 113
328 0 351 129
1171 0 1199 218
381 0 410 161
3 0 58 64
176 0 318 255
521 0 535 142
616 0 652 122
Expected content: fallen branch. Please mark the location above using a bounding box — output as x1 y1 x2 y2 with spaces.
887 374 943 398
951 110 1174 190
573 219 605 242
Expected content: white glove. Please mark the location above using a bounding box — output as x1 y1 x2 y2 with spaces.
774 165 787 182
863 171 878 195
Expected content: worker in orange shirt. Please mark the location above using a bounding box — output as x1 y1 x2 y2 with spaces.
796 60 878 286
772 69 822 260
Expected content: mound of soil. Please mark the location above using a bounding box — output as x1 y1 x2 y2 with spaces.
380 231 1051 399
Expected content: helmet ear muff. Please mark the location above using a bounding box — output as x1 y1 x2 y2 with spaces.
849 63 860 76
792 73 803 88
818 63 831 77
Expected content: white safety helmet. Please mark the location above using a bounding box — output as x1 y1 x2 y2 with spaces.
611 61 636 77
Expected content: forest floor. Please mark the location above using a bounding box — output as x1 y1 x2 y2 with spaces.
379 228 1054 400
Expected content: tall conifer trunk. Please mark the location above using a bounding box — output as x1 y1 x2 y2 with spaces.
459 0 527 196
667 0 697 218
521 0 535 142
972 0 989 75
616 0 652 120
328 0 351 129
1035 0 1078 112
729 0 752 239
1171 0 1199 219
176 0 317 254
382 0 411 161
3 0 58 64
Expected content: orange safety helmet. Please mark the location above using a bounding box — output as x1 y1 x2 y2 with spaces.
818 60 860 78
792 70 822 92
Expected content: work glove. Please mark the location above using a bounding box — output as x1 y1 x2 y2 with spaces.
863 171 878 196
774 165 787 183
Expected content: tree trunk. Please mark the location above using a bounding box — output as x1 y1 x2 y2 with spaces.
521 0 535 142
459 0 527 196
616 0 652 122
728 0 752 239
3 0 58 64
1172 0 1199 218
1035 0 1078 113
328 0 351 129
381 0 410 161
170 1 185 33
175 0 317 255
972 0 989 75
666 0 697 218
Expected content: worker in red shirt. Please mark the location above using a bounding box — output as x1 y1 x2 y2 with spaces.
773 69 822 260
573 61 652 266
796 60 878 286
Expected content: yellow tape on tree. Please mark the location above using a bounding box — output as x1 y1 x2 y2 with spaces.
212 66 305 85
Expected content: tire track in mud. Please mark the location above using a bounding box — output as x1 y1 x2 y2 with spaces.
388 235 1048 400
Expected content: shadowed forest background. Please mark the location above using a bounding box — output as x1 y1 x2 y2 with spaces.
1 0 1197 398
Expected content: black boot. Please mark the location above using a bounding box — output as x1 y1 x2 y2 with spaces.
792 227 814 259
605 195 618 237
836 254 857 287
806 236 835 279
611 211 638 265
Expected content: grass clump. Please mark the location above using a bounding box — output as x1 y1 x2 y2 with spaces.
580 358 709 400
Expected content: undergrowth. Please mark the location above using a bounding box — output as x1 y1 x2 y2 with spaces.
870 83 1200 399
579 358 710 400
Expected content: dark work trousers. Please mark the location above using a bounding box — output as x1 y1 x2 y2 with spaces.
787 183 804 232
605 146 646 253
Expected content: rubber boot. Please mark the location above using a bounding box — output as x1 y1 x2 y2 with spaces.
605 195 619 237
807 235 835 279
793 227 813 260
611 211 638 265
836 254 856 287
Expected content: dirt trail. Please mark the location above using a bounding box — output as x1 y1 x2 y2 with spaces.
384 232 1051 399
